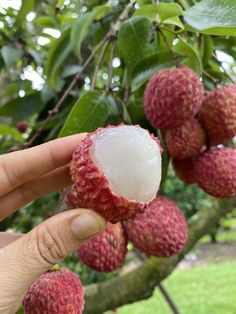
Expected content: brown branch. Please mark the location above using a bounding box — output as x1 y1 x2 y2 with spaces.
212 54 235 84
203 70 219 86
84 198 236 314
91 40 110 91
135 250 182 314
106 39 116 93
24 34 109 148
158 26 179 67
123 69 129 104
23 0 136 148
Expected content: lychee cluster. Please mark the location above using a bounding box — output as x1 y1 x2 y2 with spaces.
23 269 84 314
60 124 189 272
144 66 236 198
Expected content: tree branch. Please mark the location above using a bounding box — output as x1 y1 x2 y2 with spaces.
91 40 110 91
23 0 136 148
84 197 236 314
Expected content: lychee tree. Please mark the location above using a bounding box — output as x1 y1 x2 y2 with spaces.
0 0 236 313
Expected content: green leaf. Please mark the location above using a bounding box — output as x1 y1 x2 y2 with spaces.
71 5 112 61
184 0 236 36
201 35 214 66
45 29 72 86
117 16 158 74
131 52 174 91
163 16 184 29
59 92 110 137
0 93 44 123
17 0 36 23
134 3 183 22
35 16 55 28
0 124 23 142
1 46 23 67
173 37 202 74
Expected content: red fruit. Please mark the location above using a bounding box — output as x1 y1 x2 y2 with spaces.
17 120 28 133
172 158 196 184
123 196 188 257
144 66 204 130
77 222 127 272
194 147 236 198
197 85 236 145
23 269 84 314
67 125 162 223
165 119 206 159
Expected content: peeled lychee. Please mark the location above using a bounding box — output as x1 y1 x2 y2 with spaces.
194 147 236 198
67 125 162 223
123 196 188 257
17 120 28 133
172 158 196 184
165 119 206 159
144 66 204 130
197 85 236 145
77 222 127 272
23 269 84 314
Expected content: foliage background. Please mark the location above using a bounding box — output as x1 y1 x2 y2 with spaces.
0 0 236 312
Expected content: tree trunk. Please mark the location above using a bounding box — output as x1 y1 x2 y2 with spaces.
84 198 236 314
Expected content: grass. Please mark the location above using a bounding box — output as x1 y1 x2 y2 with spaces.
112 261 236 314
199 229 236 243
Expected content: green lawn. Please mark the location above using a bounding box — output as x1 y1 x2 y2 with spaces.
114 261 236 314
200 229 236 243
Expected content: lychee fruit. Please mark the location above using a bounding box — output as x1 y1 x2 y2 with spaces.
165 118 206 159
77 222 127 272
67 125 162 223
197 85 236 145
123 196 188 257
17 120 28 133
172 158 196 184
144 66 204 130
194 147 236 198
23 269 84 314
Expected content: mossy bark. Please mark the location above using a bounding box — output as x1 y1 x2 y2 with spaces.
84 198 236 314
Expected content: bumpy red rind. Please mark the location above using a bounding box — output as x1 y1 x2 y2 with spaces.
194 147 236 198
23 269 84 314
123 196 188 257
172 158 196 184
68 125 162 223
165 118 206 159
77 222 127 272
144 66 204 130
197 85 236 145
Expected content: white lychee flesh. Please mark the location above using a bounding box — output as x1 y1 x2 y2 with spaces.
90 125 162 202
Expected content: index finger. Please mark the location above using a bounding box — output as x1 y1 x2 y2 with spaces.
0 133 86 197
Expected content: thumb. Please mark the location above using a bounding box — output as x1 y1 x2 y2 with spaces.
0 209 106 308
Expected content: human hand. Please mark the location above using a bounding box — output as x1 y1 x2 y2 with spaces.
0 135 106 314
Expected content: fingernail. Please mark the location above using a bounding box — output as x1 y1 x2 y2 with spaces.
70 212 106 240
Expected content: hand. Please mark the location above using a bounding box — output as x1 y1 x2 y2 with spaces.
0 135 106 314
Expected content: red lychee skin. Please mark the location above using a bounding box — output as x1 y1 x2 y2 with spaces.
68 125 162 223
144 66 204 130
165 119 206 159
23 269 84 314
77 222 127 272
123 196 188 257
17 120 28 133
197 85 236 145
172 158 196 184
194 147 236 198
